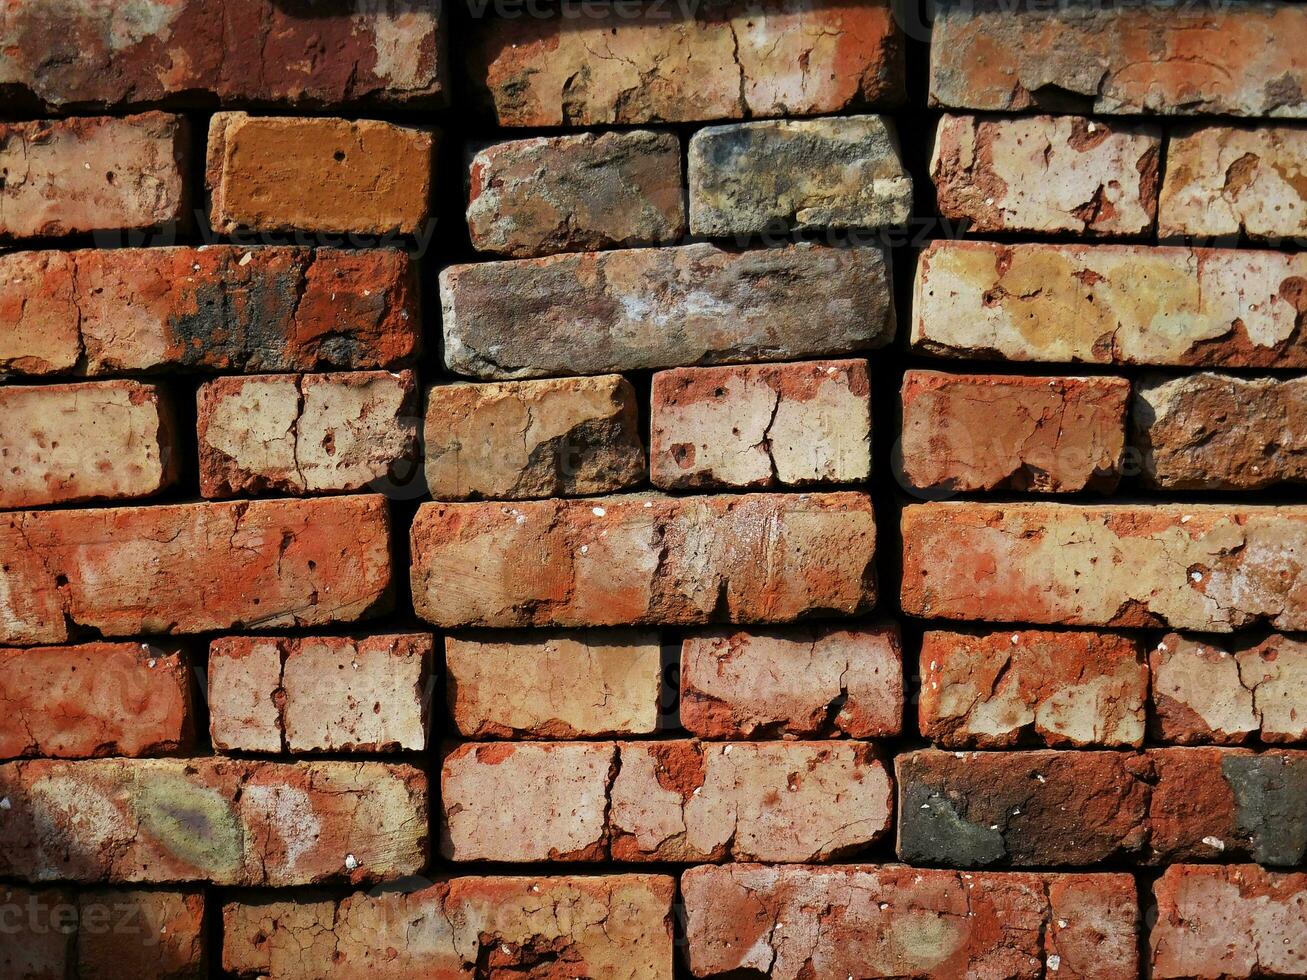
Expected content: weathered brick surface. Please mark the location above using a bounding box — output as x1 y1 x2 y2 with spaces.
931 114 1160 237
912 240 1307 368
649 359 871 490
207 113 435 235
1134 373 1306 490
425 375 645 500
208 634 431 754
687 115 912 235
439 243 894 379
900 372 1129 493
0 246 419 377
467 130 685 257
0 495 391 644
901 503 1307 632
683 865 1138 979
1161 125 1307 241
0 643 192 760
0 758 427 885
896 749 1151 867
680 624 902 739
1149 747 1307 866
466 0 903 126
223 875 674 979
930 0 1307 118
1150 865 1307 979
0 381 176 509
446 631 662 739
197 370 418 497
0 887 206 980
0 0 448 111
919 630 1146 749
411 492 876 628
0 113 188 241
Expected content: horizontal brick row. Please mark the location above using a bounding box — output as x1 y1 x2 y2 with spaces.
0 246 418 377
897 747 1307 867
0 758 426 884
441 740 892 863
410 492 877 628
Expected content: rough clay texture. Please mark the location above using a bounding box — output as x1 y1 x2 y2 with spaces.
900 503 1307 632
683 865 1138 979
688 115 912 235
0 380 177 509
446 630 662 739
1161 124 1307 241
197 370 419 497
0 758 427 885
0 112 189 240
679 624 902 739
1150 864 1307 979
930 0 1307 118
1133 373 1306 490
207 113 435 235
0 245 420 377
410 492 877 628
912 240 1307 368
466 0 904 126
0 643 192 759
208 634 432 754
222 875 674 979
1151 633 1307 746
930 113 1160 236
439 242 894 379
0 0 448 111
425 374 645 500
467 130 686 257
919 630 1147 749
650 359 871 490
0 495 392 644
900 371 1129 493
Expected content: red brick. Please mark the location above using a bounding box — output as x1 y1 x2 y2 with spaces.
900 372 1129 493
931 114 1159 237
895 749 1151 867
680 624 902 739
683 865 1138 979
197 370 418 497
930 1 1307 118
919 630 1146 749
912 241 1307 369
0 381 177 508
1150 865 1307 979
223 875 674 978
0 642 192 759
411 492 876 629
610 741 892 863
0 495 392 645
0 758 427 885
208 634 432 754
467 130 685 257
0 246 419 377
440 243 894 379
650 360 872 490
0 0 448 111
900 503 1307 632
446 631 663 739
0 113 189 241
466 0 903 126
207 113 435 236
0 887 205 980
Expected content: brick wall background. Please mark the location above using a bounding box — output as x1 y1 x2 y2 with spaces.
1 0 1304 977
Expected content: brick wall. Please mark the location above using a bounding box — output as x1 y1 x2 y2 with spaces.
1 1 1304 977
